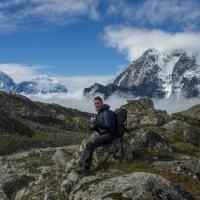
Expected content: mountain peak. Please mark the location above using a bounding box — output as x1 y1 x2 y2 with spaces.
0 71 16 92
84 49 200 99
143 48 158 56
0 71 68 95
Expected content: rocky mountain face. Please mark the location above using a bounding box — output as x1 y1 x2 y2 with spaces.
0 71 16 93
0 96 200 199
84 49 200 99
0 72 68 95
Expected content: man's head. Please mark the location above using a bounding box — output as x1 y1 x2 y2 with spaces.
94 96 103 112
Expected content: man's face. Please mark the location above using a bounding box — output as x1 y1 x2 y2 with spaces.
94 100 103 112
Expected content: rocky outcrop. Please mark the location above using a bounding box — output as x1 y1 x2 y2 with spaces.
131 130 172 153
163 119 200 146
122 97 170 130
122 96 154 112
80 133 126 168
71 172 193 200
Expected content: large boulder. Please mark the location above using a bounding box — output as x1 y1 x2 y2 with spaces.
122 97 171 130
121 97 154 112
130 130 172 153
70 172 193 200
1 175 32 200
80 133 129 168
52 145 79 167
163 120 200 146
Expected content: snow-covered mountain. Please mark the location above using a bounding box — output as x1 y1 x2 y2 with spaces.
84 49 200 99
0 72 68 95
0 71 16 92
14 76 68 94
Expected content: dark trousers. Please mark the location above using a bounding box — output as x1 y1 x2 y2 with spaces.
81 133 116 169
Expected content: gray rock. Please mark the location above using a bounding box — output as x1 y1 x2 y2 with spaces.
44 193 54 200
80 134 129 169
60 179 73 197
163 119 190 133
131 130 172 152
1 175 31 200
52 145 79 166
71 172 193 200
163 120 200 146
153 159 200 178
67 170 79 183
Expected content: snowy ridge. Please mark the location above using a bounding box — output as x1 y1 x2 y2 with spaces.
0 72 68 95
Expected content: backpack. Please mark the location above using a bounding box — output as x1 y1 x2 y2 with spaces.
113 108 127 137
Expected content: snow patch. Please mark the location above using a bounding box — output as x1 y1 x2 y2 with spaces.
157 52 180 98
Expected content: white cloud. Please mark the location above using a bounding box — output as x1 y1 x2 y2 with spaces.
53 75 114 92
0 0 100 32
0 63 114 91
0 63 46 83
106 0 200 31
134 0 200 31
103 26 200 61
26 91 200 114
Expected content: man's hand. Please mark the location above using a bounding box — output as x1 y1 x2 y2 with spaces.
90 117 96 124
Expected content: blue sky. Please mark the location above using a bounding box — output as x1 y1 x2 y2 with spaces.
0 0 200 81
0 21 128 76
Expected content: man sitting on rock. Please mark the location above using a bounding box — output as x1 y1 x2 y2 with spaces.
76 96 117 173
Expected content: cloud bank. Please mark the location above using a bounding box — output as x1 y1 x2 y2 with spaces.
0 63 199 114
28 92 200 114
103 26 200 61
0 63 114 90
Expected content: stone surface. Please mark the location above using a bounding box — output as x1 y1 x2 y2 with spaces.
131 130 172 152
60 179 73 198
71 172 193 200
79 133 132 169
163 119 200 146
52 145 79 166
153 158 200 179
122 97 154 112
1 175 31 200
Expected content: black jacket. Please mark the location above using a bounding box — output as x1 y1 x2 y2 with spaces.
91 104 116 135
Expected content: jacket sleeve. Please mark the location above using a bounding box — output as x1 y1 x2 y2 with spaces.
95 110 113 131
